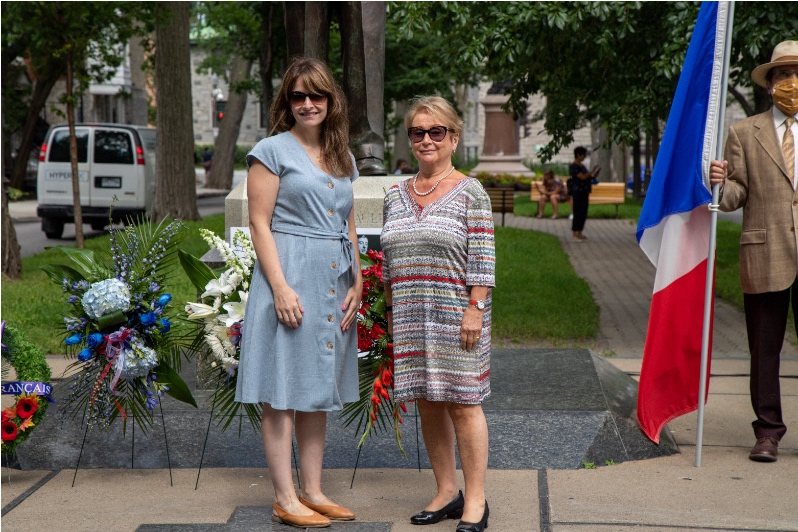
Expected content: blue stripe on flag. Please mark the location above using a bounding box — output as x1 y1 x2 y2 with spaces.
635 2 718 243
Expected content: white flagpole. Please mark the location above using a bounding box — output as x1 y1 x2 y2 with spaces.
696 0 735 468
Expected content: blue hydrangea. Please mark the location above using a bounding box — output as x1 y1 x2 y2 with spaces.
123 343 158 378
81 278 131 319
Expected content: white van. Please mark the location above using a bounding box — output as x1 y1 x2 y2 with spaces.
36 123 156 239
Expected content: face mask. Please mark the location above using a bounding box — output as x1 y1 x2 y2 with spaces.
771 78 798 116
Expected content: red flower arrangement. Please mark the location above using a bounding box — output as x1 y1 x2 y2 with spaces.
342 250 406 454
2 421 18 442
15 396 39 419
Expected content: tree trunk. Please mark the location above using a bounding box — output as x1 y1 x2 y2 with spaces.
66 52 85 248
283 1 305 58
1 177 22 279
259 1 275 134
154 1 200 222
8 60 64 190
206 56 253 190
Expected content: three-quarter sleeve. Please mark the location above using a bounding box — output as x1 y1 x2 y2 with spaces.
465 189 496 287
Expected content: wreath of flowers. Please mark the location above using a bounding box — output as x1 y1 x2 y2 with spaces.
341 249 406 454
1 322 52 457
42 218 197 433
179 228 261 430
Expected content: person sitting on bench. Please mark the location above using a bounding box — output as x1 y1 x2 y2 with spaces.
536 170 567 219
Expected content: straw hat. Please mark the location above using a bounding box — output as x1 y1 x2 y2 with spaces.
751 40 798 88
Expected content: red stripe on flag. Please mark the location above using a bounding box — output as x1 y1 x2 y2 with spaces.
637 258 713 443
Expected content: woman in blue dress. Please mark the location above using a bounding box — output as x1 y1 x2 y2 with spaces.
236 58 362 528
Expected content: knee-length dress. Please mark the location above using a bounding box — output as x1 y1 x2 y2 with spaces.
235 131 360 411
380 177 495 404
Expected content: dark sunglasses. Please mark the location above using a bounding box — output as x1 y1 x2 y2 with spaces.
407 126 450 143
289 91 327 105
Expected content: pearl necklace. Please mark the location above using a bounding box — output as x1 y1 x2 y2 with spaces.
412 166 455 196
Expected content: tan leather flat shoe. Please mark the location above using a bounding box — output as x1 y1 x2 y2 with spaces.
272 502 331 528
299 496 356 521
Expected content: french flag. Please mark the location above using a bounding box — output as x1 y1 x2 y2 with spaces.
636 2 731 443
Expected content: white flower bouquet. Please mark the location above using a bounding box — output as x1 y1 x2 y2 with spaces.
180 229 260 430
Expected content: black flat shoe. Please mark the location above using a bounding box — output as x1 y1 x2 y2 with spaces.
456 500 489 532
410 491 464 525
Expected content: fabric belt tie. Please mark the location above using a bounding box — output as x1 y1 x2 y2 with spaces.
271 221 354 277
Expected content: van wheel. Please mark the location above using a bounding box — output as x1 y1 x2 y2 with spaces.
90 221 107 231
42 218 64 239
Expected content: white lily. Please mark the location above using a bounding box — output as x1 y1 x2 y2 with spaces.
185 301 218 320
201 270 235 298
221 291 247 327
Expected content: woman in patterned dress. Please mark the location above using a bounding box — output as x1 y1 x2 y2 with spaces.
381 96 495 532
237 58 362 528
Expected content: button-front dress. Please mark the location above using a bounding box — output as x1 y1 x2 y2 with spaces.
380 178 495 404
235 131 360 411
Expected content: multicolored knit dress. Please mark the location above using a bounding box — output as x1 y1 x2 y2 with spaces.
380 177 495 404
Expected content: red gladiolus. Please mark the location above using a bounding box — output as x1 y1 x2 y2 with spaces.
379 387 390 400
1 421 18 442
373 378 382 392
371 411 376 421
15 397 39 419
371 393 381 405
400 403 407 413
381 369 392 387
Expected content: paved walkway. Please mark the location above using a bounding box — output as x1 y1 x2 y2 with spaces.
3 210 798 531
500 213 798 361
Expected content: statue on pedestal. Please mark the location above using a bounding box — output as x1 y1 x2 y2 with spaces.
284 1 386 175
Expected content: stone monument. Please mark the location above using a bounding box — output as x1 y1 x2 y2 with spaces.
284 1 387 175
469 84 535 178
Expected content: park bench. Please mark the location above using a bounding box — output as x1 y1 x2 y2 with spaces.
529 180 626 218
485 187 516 227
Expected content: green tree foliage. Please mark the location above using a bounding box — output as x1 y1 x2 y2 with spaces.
390 1 798 161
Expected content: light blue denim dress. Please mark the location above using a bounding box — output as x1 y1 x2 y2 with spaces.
235 131 360 411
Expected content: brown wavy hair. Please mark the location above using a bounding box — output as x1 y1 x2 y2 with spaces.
269 57 353 178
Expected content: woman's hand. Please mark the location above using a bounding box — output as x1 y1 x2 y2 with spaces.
460 307 484 351
341 280 363 331
273 285 304 329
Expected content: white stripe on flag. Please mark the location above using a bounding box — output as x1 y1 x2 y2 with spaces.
639 206 711 293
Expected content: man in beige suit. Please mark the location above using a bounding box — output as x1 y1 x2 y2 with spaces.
710 40 798 462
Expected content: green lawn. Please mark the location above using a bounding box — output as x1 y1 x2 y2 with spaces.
1 215 225 355
492 226 599 341
2 215 601 355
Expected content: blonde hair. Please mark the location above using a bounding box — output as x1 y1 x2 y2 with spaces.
270 57 354 178
404 96 463 136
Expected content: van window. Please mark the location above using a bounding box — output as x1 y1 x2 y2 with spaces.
137 129 156 153
94 130 133 164
49 130 89 163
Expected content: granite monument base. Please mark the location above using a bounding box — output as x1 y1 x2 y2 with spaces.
15 349 677 472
